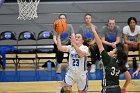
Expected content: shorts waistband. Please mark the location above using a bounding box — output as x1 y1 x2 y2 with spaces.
103 85 119 89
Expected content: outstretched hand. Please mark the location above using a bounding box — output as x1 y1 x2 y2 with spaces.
90 23 96 32
132 70 139 78
70 34 76 46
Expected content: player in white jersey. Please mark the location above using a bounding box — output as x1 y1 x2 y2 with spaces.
57 33 88 93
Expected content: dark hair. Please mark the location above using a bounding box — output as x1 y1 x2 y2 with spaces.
116 48 127 67
84 13 92 18
59 14 67 19
107 17 116 23
127 17 137 25
75 33 84 40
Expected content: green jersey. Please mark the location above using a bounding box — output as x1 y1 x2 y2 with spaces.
101 50 127 86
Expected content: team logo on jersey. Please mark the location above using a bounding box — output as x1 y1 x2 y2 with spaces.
71 54 78 58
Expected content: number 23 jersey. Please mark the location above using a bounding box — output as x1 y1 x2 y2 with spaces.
66 45 88 73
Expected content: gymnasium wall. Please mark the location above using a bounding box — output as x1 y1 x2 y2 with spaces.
0 1 140 44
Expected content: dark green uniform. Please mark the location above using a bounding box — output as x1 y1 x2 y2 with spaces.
101 50 127 93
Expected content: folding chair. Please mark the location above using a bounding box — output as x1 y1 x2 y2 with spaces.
0 31 17 69
17 31 37 69
36 30 54 67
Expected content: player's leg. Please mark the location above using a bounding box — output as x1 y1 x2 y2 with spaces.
89 46 96 73
123 43 130 68
55 47 64 73
106 87 121 93
77 73 88 93
89 44 100 73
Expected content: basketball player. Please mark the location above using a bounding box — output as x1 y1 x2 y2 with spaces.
56 33 88 93
90 24 131 93
53 14 75 73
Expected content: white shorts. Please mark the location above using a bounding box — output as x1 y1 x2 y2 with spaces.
63 71 88 91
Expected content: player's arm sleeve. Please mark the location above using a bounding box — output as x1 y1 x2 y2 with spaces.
65 45 71 52
83 46 89 56
116 26 121 37
123 26 127 35
116 26 121 44
53 31 57 44
101 26 106 38
121 66 128 73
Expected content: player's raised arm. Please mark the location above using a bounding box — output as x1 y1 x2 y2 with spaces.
90 24 104 54
57 35 68 52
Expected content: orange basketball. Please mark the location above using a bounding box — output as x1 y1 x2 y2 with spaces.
53 19 67 34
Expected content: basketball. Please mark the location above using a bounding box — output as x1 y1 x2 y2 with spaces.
53 19 67 34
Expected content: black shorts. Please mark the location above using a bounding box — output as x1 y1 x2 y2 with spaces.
101 86 121 93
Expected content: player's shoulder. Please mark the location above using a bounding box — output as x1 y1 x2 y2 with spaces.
135 25 140 29
81 44 88 47
123 25 130 34
115 25 121 29
79 24 85 28
123 25 129 30
81 45 88 49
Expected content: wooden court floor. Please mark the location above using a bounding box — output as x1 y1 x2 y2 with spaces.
0 80 140 93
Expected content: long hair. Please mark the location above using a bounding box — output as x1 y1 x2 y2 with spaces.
116 48 127 67
127 17 137 25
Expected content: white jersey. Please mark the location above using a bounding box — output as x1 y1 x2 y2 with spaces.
123 25 140 41
66 45 88 74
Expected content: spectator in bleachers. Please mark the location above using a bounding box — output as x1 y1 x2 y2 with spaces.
123 17 140 68
53 14 75 73
101 18 122 52
78 13 100 73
